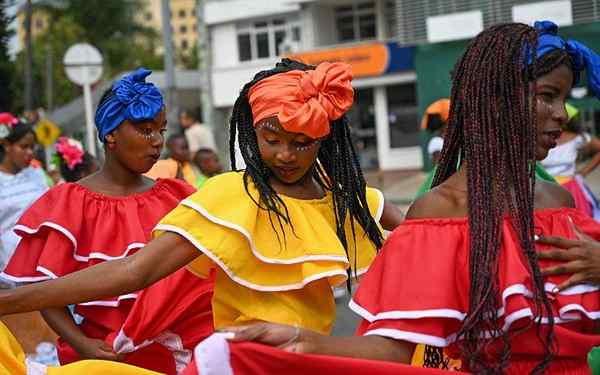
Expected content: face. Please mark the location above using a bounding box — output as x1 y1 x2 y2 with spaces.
179 112 194 129
2 132 35 171
197 152 222 177
255 117 322 184
168 137 190 163
106 109 167 173
534 64 572 160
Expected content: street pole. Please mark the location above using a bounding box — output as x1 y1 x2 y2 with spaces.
161 0 177 130
82 83 95 156
197 0 214 143
24 0 33 112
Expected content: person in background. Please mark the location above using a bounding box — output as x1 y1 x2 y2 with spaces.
541 102 600 219
53 137 98 183
422 98 450 166
179 109 217 156
192 148 222 188
0 112 48 275
145 133 197 187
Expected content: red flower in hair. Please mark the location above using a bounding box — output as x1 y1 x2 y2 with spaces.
55 137 84 170
0 112 19 139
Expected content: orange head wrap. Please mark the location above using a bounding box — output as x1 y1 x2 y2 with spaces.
420 98 450 130
248 62 354 139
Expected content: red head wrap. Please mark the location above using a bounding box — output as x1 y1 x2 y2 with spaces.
248 62 354 139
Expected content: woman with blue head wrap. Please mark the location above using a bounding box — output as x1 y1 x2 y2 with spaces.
1 68 198 372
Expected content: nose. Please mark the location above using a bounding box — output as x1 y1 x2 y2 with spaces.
151 131 164 148
554 103 568 126
276 143 297 163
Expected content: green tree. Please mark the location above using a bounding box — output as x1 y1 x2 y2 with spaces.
10 0 164 112
0 0 14 111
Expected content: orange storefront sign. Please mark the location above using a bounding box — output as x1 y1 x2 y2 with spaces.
287 43 389 78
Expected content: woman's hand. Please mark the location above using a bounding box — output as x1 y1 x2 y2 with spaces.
223 323 314 353
73 337 123 361
537 225 600 291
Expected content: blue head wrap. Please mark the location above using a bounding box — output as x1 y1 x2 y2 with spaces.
95 68 164 142
531 20 600 99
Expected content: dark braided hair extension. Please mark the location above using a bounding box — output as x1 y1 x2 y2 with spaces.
229 58 384 284
427 24 574 374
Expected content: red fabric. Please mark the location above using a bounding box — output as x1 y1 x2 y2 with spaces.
561 178 593 217
108 268 215 374
181 341 461 375
352 208 600 374
2 178 195 367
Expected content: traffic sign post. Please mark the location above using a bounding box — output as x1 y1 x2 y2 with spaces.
63 43 103 157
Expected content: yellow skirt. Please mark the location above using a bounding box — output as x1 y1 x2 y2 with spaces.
0 322 161 375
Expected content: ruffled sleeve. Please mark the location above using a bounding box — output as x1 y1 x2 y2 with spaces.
1 179 195 287
154 172 382 291
351 208 600 357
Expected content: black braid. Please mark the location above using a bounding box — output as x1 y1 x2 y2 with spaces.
229 58 384 284
427 23 574 373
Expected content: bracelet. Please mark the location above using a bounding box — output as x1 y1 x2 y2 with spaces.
279 325 301 349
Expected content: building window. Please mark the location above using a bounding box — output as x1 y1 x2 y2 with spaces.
335 2 376 42
236 18 301 62
35 18 44 30
181 39 189 50
179 9 186 18
145 12 152 21
180 25 187 33
387 83 419 148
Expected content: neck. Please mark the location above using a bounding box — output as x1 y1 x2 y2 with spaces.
99 152 144 188
0 157 21 175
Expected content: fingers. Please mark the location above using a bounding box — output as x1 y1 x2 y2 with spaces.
537 248 578 262
221 324 267 342
536 235 582 249
555 273 588 292
541 260 585 277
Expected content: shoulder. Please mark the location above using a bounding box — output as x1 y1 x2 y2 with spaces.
535 179 575 209
156 177 197 198
185 171 247 203
406 185 467 219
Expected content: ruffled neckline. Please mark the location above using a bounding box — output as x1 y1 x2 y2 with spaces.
403 207 579 226
68 178 175 202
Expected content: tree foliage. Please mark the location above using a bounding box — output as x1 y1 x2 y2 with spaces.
10 0 164 113
0 0 14 111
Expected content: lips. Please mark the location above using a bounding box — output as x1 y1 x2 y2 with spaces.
542 128 562 150
274 166 299 178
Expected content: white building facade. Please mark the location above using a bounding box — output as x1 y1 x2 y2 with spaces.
205 0 421 171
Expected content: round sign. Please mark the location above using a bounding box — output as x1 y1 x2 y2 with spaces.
63 43 104 86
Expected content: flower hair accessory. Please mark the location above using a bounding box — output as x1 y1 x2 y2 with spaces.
55 137 84 170
0 112 19 140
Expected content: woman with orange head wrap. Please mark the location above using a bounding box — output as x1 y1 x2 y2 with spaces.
0 59 403 368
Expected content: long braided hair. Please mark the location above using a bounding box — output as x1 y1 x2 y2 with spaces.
430 23 574 373
229 58 383 282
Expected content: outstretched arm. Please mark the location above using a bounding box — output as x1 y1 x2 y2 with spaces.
226 322 415 363
0 232 199 315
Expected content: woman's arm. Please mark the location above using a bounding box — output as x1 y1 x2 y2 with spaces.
0 232 199 315
578 136 600 177
379 201 404 231
226 322 415 363
41 307 121 360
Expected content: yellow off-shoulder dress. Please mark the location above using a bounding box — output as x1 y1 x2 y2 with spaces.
154 171 384 334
